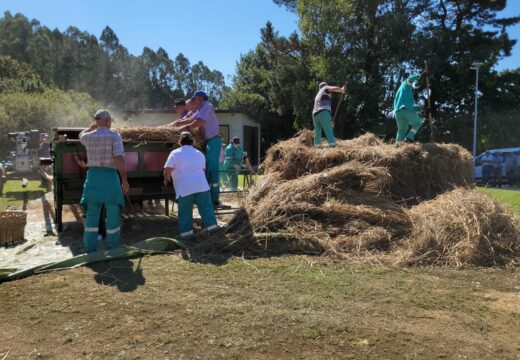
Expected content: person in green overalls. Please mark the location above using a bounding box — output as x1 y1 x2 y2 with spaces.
393 72 427 147
223 137 244 190
79 110 129 252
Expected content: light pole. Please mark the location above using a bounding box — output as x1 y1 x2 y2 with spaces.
471 61 485 159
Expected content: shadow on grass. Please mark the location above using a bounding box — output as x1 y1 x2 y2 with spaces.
87 257 146 292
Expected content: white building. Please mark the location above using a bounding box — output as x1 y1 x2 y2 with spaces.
126 109 261 165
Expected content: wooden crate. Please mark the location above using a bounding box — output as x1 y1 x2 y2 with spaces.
0 211 27 246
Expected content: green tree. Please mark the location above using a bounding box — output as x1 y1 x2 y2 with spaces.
0 55 44 93
235 0 520 149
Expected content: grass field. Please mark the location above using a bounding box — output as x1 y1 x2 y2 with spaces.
480 186 520 215
0 180 46 211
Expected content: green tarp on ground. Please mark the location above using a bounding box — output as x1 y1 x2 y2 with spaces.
0 237 185 282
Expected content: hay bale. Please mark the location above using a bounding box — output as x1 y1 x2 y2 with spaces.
398 189 520 266
117 126 206 149
262 130 473 201
0 211 27 246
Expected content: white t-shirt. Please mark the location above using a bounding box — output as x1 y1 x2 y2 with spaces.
164 145 210 199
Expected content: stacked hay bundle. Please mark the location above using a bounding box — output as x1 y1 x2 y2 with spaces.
117 126 206 149
262 130 473 201
224 130 520 266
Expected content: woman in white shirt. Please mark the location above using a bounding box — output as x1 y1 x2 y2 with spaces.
163 132 218 238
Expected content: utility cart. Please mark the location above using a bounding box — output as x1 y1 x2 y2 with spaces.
52 127 175 232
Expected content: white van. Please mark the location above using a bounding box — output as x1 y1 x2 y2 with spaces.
474 147 520 184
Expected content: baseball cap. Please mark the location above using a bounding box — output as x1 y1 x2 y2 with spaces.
319 82 328 89
180 131 193 141
191 90 208 100
94 109 112 120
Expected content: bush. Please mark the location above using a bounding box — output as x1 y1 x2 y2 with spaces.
0 88 101 156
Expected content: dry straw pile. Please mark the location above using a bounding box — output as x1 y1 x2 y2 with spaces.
117 126 205 149
223 130 520 266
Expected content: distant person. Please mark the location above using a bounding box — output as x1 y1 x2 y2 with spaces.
38 134 51 158
79 110 129 252
312 82 346 148
242 152 256 175
218 137 226 188
223 137 244 190
38 134 52 189
242 151 257 188
171 90 228 209
174 98 187 119
185 98 197 116
481 151 493 185
163 131 218 238
393 72 428 147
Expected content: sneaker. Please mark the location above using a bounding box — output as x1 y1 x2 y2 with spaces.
404 138 415 144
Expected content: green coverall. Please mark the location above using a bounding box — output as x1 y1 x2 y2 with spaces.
223 144 243 190
394 74 423 143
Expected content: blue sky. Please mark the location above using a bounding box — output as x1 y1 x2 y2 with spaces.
0 0 518 80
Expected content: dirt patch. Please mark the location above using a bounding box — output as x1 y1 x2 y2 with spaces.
0 257 519 359
478 289 520 314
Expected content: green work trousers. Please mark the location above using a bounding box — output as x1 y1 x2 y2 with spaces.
205 136 222 204
81 167 124 253
84 202 121 252
223 160 240 190
313 110 336 147
395 108 423 142
177 190 218 237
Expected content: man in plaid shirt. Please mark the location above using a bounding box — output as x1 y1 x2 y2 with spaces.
79 109 129 252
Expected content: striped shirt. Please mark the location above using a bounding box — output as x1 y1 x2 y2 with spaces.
194 100 219 140
79 126 125 168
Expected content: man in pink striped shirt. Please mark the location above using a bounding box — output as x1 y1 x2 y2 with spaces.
172 90 226 209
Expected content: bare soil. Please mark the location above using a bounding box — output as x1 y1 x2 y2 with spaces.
0 256 519 359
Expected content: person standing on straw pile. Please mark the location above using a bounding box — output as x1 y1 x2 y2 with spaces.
393 72 428 147
164 131 218 239
79 110 129 252
171 90 228 209
312 82 346 148
223 137 244 190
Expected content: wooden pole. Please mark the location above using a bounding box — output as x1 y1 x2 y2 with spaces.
332 80 348 128
424 61 435 142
